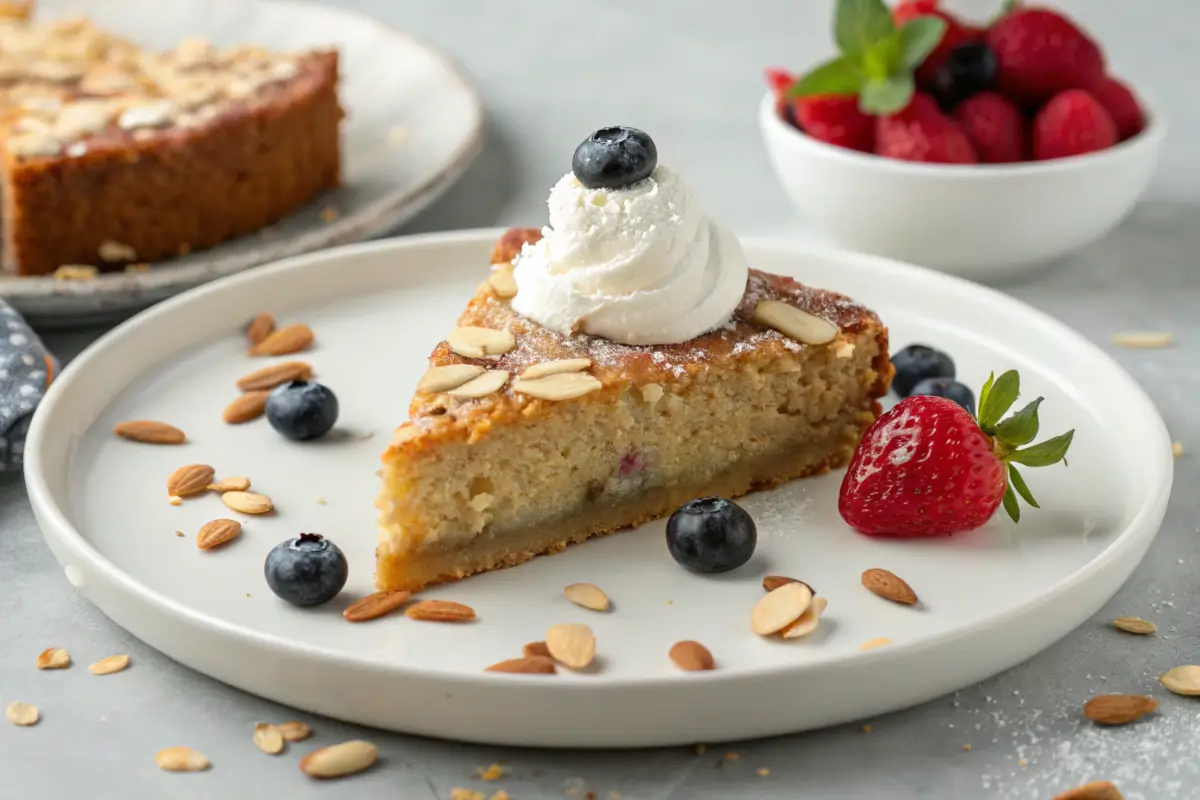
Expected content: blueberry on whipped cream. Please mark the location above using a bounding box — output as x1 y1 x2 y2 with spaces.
512 127 749 346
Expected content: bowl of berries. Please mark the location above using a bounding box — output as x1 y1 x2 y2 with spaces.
759 0 1165 281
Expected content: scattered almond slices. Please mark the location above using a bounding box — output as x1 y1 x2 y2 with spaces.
1082 694 1158 726
113 419 186 444
36 647 70 670
299 740 379 779
405 600 476 622
208 476 251 493
751 299 838 345
446 326 515 359
5 701 38 726
197 518 242 550
563 582 610 612
236 361 312 392
418 364 485 393
253 722 286 755
486 656 557 675
223 390 270 424
88 654 130 675
1111 331 1172 349
167 463 215 497
669 640 715 672
1053 780 1125 800
513 371 602 401
155 746 210 772
523 641 551 659
276 720 313 742
546 623 596 670
245 312 276 347
342 590 411 622
1112 616 1156 635
221 491 274 515
750 582 813 636
781 596 829 640
249 323 314 356
520 358 592 380
1160 665 1200 696
487 265 518 299
447 369 510 399
861 568 918 606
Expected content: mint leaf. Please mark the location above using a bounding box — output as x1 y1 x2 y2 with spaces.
862 30 906 79
859 72 914 115
900 17 948 69
786 57 865 98
835 0 897 59
1002 484 1020 523
977 372 995 420
1009 430 1075 468
1007 464 1040 509
994 397 1043 446
978 370 1020 431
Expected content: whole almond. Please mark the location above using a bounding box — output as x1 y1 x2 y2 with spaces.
249 323 314 356
1053 781 1124 800
155 746 210 772
114 420 185 444
223 391 270 424
546 623 596 669
221 492 273 515
861 568 918 606
1113 616 1156 635
1160 665 1200 696
89 654 130 675
405 600 475 622
236 361 312 392
6 702 38 726
299 740 378 779
208 476 251 493
253 723 285 755
762 575 815 594
523 641 551 659
1083 694 1158 726
36 647 70 670
669 640 715 671
750 582 813 636
342 591 411 622
563 582 610 611
167 464 215 497
245 312 276 346
276 720 312 742
197 519 242 550
486 656 557 674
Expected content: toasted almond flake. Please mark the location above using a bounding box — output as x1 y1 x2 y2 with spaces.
762 574 813 593
221 491 273 515
98 240 136 261
563 582 610 611
1160 665 1200 695
446 326 515 359
861 568 918 605
487 265 518 299
781 596 829 639
1053 780 1125 799
53 264 98 281
342 591 411 622
1173 441 1184 457
405 600 476 622
113 420 185 444
167 463 215 497
669 640 715 671
523 641 551 659
6 702 38 726
88 654 130 675
1113 616 1156 635
546 623 596 669
750 582 813 636
752 299 838 345
155 746 210 772
36 647 70 670
249 323 314 356
197 518 242 550
419 364 486 393
223 391 270 424
860 637 892 651
276 720 312 742
1111 331 1172 349
245 312 276 346
447 369 509 399
1082 694 1158 725
521 358 592 380
236 361 312 392
253 722 285 755
513 371 603 401
299 740 378 779
208 476 251 493
486 656 556 675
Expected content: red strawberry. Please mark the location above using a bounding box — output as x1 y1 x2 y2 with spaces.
985 7 1105 106
1033 89 1118 160
795 95 875 152
839 370 1074 537
875 93 977 163
1091 76 1146 140
955 91 1026 163
893 2 978 88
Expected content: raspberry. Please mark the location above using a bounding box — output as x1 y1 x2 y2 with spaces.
875 93 977 163
954 91 1026 163
795 95 875 152
893 3 978 88
1091 76 1146 140
985 7 1105 106
1032 89 1118 160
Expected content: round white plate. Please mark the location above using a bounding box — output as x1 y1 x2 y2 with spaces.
25 230 1172 748
0 0 483 327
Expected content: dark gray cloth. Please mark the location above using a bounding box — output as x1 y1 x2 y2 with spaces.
0 299 57 471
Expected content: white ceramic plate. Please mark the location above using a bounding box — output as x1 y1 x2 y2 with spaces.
25 230 1172 748
0 0 484 326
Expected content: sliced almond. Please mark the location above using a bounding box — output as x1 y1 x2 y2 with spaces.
249 323 314 356
513 372 602 401
752 300 838 345
276 721 313 742
236 361 312 392
762 575 814 594
750 582 813 636
1160 665 1200 696
299 740 378 779
486 656 557 675
197 519 242 550
446 326 515 359
1053 780 1125 800
523 641 551 659
546 623 596 669
669 640 715 671
563 582 610 612
1111 331 1172 349
446 369 509 399
167 463 215 497
113 420 185 444
520 358 592 380
1113 616 1156 635
418 364 485 393
253 722 285 755
781 596 829 639
405 600 476 622
221 491 273 515
6 702 38 726
487 265 518 299
342 591 411 622
36 647 70 670
88 654 130 675
155 746 210 772
245 312 276 346
208 476 251 493
861 568 918 606
1082 694 1158 726
223 391 270 424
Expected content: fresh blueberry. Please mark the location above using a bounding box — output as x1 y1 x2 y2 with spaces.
932 43 998 110
666 496 757 574
571 126 658 190
891 344 955 397
264 533 348 607
265 380 338 441
911 377 976 415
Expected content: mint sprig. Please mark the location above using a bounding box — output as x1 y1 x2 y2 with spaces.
975 370 1076 523
786 0 947 115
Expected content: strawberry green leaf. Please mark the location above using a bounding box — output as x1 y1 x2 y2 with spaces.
977 372 995 420
994 397 1043 446
786 57 866 98
1008 464 1040 509
835 0 897 60
899 17 948 69
978 369 1020 431
859 72 914 115
1008 430 1075 468
1002 484 1021 523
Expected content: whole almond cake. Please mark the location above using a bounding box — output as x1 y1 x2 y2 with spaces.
376 127 892 592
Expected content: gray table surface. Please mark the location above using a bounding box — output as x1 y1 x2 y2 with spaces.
3 1 1198 797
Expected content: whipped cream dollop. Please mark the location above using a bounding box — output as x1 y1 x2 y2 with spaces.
511 165 749 346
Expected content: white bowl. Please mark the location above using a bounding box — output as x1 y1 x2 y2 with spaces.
759 91 1166 281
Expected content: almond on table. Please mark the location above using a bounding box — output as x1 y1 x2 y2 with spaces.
113 420 186 444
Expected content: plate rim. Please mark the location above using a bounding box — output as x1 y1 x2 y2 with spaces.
26 228 1174 698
